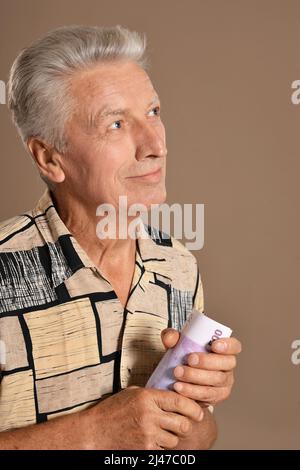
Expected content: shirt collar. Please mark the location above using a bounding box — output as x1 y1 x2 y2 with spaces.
32 188 173 284
32 188 94 271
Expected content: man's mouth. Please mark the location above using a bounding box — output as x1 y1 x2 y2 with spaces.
127 167 163 182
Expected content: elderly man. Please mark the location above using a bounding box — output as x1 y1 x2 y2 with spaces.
0 25 241 450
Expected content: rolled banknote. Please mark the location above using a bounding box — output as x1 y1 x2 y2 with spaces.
145 309 233 390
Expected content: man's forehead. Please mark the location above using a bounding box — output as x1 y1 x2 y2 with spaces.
70 61 154 101
69 61 159 126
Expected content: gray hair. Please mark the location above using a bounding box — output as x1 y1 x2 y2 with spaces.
7 25 147 155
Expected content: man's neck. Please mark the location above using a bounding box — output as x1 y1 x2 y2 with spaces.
50 188 137 271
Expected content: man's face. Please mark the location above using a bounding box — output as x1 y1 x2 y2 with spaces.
61 60 167 211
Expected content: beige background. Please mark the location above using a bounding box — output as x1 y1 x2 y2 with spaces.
0 0 299 449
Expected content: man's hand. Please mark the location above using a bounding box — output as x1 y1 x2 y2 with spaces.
83 386 204 450
161 328 242 406
0 383 204 450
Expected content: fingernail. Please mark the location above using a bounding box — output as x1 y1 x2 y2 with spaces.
215 341 227 352
173 382 183 392
174 366 184 378
198 409 204 421
188 354 199 366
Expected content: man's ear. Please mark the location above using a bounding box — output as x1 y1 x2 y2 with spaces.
27 137 65 184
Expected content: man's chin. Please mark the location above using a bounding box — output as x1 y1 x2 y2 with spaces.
128 188 167 210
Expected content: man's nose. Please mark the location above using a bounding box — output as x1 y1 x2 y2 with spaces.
134 121 167 161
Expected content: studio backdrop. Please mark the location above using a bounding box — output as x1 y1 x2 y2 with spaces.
0 0 299 450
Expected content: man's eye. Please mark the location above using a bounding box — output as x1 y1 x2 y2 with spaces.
111 120 122 129
148 106 160 117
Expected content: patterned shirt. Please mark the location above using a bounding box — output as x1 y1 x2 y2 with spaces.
0 188 204 432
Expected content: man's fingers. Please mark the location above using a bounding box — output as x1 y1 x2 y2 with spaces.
155 389 203 423
210 337 242 355
161 328 180 350
187 352 237 371
159 411 193 438
173 366 233 387
172 382 230 404
156 429 179 449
